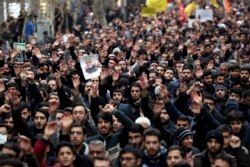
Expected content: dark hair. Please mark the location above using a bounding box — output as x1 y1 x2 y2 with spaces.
56 142 76 156
201 70 213 79
130 82 142 91
95 112 113 125
217 124 232 135
19 101 29 111
167 145 186 158
119 145 142 159
182 65 193 71
229 87 243 98
177 116 191 124
244 90 250 98
113 89 124 96
0 158 23 167
228 64 240 72
214 72 225 78
128 124 144 135
72 102 87 114
240 65 250 72
227 110 244 123
70 124 87 135
143 128 161 141
3 142 21 158
215 153 236 167
202 94 215 101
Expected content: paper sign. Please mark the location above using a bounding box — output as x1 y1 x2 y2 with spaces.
80 53 101 80
188 19 196 28
196 9 213 22
13 42 26 52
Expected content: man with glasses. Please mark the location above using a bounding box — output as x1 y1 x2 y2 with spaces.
118 145 142 167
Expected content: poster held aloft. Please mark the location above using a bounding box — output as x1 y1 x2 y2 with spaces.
13 42 26 63
80 53 101 80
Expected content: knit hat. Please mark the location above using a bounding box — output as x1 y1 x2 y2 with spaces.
205 130 224 146
224 99 239 115
215 84 227 92
176 128 193 144
117 77 130 88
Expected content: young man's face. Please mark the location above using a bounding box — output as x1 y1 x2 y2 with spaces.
57 146 75 167
97 118 112 136
215 89 226 99
181 135 193 149
160 110 170 124
230 69 240 78
130 86 141 100
240 70 250 82
34 112 47 130
228 93 240 103
230 120 243 134
167 150 184 167
181 69 192 81
120 152 141 167
203 98 215 112
70 127 86 146
164 69 174 80
94 159 110 167
207 139 221 154
144 135 160 156
128 132 142 148
72 106 87 125
215 76 225 84
176 120 190 129
222 132 231 148
113 91 123 102
203 75 213 86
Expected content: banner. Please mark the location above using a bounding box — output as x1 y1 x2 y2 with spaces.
211 0 219 8
184 1 198 16
141 7 157 17
196 9 213 22
146 0 167 12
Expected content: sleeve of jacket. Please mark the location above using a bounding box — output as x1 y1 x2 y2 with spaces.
140 91 154 123
33 138 49 165
12 108 31 138
113 109 134 129
90 97 100 121
57 86 72 109
27 82 43 106
23 153 40 167
201 105 220 129
230 147 250 167
164 102 185 123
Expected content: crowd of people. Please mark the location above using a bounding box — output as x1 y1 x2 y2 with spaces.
0 1 250 167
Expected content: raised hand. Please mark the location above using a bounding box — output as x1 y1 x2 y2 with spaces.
153 101 163 115
61 113 73 134
100 68 108 81
0 80 5 94
112 71 120 82
190 91 202 115
54 70 61 81
72 75 80 88
18 135 32 154
139 74 148 90
43 121 58 140
0 104 11 114
230 135 241 149
159 84 169 103
102 103 115 114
